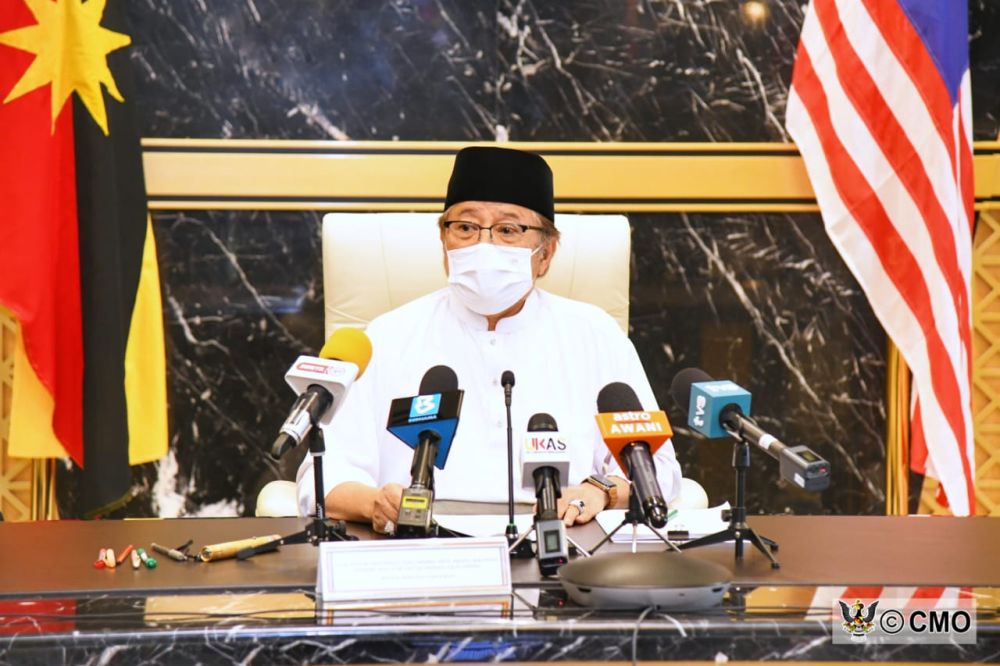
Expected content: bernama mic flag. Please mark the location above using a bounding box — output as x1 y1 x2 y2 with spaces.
786 0 976 515
0 0 167 517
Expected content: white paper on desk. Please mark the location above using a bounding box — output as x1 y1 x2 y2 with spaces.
594 503 731 543
434 513 535 538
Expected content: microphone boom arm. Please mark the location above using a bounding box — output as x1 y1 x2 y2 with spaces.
720 407 830 492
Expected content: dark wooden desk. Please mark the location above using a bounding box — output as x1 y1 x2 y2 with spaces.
575 514 1000 587
0 515 996 664
0 515 997 598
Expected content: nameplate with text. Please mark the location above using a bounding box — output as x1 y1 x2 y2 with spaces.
316 537 511 603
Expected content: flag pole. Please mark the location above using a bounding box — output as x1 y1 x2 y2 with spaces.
31 460 58 520
885 340 911 516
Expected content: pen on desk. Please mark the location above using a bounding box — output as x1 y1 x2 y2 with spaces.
116 544 134 565
667 508 679 522
151 542 188 562
136 548 157 569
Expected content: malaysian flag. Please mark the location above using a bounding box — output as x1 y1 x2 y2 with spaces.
785 0 976 515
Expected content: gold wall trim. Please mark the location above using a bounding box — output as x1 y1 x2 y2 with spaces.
140 139 1000 212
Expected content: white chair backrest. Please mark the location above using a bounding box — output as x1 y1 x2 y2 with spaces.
322 213 631 334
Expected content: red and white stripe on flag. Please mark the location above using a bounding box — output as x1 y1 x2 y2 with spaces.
785 0 976 515
807 585 976 620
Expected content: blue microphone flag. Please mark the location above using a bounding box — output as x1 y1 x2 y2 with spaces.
387 390 464 469
688 380 752 439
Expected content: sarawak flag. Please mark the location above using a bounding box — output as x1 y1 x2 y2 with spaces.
0 0 167 517
786 1 976 514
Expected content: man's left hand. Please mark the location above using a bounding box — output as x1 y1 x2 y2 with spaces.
558 483 608 526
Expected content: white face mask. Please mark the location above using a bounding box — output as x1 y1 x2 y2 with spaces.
446 243 541 316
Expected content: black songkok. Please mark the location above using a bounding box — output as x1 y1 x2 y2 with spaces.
444 146 554 222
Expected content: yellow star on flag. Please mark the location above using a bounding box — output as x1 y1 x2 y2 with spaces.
0 0 131 135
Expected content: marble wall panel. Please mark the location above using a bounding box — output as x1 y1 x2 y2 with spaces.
126 0 497 140
99 210 327 518
630 213 885 515
971 0 1000 139
127 0 1000 141
496 0 804 141
148 210 330 516
499 0 999 142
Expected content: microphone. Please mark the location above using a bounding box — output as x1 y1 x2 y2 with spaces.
270 327 373 460
501 370 515 406
595 383 672 528
669 368 831 491
386 365 464 537
521 412 570 576
500 370 526 551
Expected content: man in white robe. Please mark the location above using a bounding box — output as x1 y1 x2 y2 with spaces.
297 147 681 534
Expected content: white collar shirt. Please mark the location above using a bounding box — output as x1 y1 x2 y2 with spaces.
297 287 681 515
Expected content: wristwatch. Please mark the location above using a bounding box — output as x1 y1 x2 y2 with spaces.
583 474 618 509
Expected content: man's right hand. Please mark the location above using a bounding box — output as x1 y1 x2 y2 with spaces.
371 483 404 534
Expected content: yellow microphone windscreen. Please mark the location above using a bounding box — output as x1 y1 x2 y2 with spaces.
319 327 373 378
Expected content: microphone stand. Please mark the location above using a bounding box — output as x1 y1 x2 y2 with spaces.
506 519 592 560
677 438 780 568
237 427 356 560
589 486 682 554
502 376 533 558
420 522 469 538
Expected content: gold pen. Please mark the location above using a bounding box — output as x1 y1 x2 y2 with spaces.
198 534 282 562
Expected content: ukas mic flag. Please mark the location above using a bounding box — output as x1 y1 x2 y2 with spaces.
785 0 976 514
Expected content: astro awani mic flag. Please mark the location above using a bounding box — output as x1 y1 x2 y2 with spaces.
0 0 167 517
785 0 976 514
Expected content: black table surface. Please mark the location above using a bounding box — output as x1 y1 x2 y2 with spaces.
0 513 997 598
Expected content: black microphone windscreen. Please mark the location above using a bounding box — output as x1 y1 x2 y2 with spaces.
527 412 558 432
596 382 642 413
501 370 515 388
668 367 714 418
419 365 459 394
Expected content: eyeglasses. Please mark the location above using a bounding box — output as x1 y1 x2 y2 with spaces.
443 220 546 245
